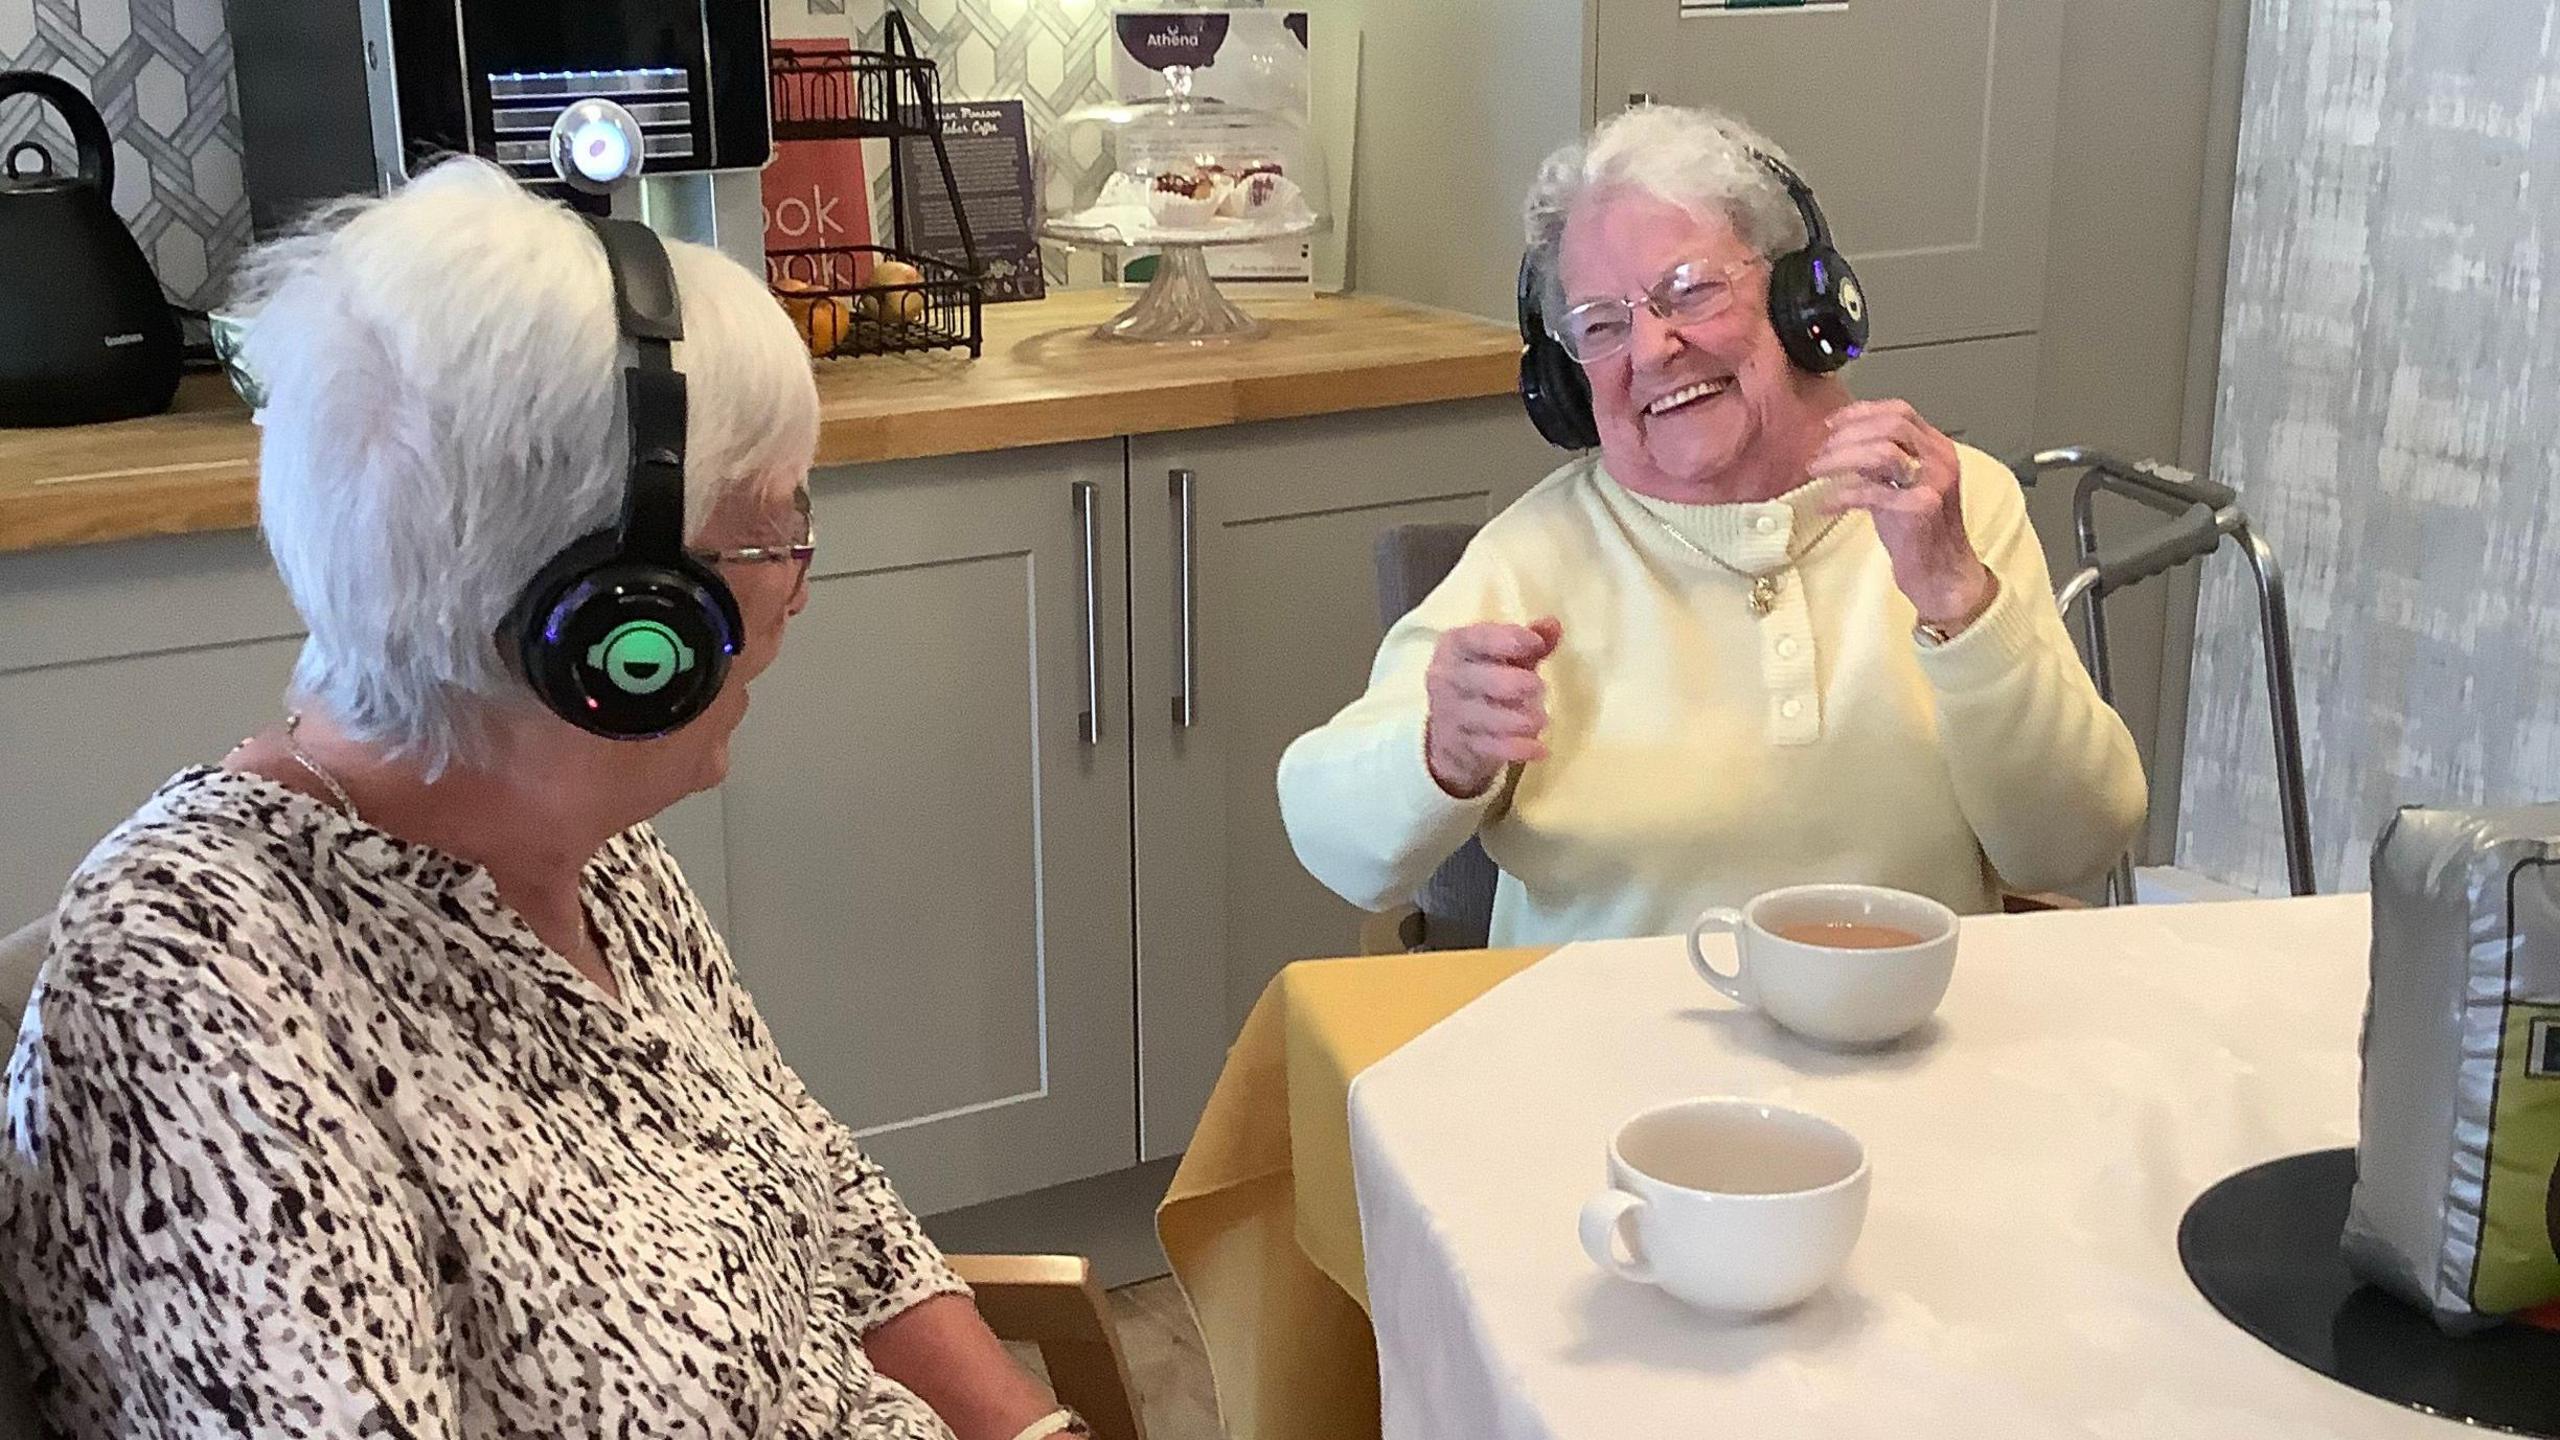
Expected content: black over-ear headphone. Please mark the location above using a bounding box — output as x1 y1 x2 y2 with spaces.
502 217 743 739
1518 149 1870 451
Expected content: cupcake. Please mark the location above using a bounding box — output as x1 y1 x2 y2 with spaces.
1146 172 1219 229
1232 170 1308 224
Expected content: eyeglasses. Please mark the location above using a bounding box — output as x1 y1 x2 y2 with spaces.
690 488 816 582
1552 256 1760 363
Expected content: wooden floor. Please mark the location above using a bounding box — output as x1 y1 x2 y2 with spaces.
1005 1276 1224 1440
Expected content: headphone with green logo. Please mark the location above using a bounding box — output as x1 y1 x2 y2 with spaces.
500 217 742 739
586 620 698 695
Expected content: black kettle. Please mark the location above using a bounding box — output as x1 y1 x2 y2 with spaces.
0 71 182 427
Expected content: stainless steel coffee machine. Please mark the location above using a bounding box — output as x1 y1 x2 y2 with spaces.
225 0 771 266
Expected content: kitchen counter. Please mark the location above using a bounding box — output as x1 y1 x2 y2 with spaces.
0 291 1520 554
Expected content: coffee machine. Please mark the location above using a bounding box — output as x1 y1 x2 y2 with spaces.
224 0 771 266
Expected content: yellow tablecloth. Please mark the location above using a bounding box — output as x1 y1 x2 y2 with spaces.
1155 948 1548 1440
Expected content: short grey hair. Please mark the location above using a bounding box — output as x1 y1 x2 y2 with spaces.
1523 104 1808 315
227 157 819 774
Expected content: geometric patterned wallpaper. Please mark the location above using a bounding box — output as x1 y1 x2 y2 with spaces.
0 0 1119 306
0 0 246 309
838 0 1118 286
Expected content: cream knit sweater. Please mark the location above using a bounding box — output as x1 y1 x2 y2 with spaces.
1277 446 2148 947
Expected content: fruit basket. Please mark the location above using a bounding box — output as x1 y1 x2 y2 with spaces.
768 245 979 362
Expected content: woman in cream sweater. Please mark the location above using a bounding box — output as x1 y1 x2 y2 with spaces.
1278 105 2147 947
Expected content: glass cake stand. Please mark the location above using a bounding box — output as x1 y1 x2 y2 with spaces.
1040 69 1326 344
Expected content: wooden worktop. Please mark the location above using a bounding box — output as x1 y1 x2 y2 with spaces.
0 291 1520 554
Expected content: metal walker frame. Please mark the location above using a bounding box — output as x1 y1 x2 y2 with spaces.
2015 448 2316 904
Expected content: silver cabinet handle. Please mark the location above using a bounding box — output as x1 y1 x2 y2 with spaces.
1073 481 1102 745
1171 468 1198 727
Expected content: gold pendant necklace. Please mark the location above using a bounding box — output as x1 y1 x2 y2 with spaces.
282 711 360 820
1648 512 1844 617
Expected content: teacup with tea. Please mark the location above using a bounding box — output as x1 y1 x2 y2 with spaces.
1686 883 1958 1047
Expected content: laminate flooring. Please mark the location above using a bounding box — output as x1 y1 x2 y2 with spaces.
1004 1276 1224 1440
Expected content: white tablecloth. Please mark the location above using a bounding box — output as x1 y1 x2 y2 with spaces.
1347 895 2443 1439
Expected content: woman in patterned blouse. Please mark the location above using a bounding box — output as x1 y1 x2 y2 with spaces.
0 158 1079 1440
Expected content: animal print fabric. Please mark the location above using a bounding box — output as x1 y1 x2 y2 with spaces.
0 768 968 1439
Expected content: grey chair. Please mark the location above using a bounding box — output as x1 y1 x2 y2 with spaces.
1369 523 1500 951
0 914 46 1433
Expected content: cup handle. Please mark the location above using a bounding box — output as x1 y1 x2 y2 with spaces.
1578 1189 1656 1285
1687 906 1751 1005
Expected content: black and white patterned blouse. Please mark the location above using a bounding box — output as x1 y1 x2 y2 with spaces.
0 768 967 1439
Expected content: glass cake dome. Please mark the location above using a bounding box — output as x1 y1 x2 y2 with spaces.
1040 66 1325 342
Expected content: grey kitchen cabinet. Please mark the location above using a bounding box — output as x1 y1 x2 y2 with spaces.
1126 398 1553 1157
722 440 1138 1218
1849 334 2042 462
1598 0 2066 349
0 526 738 936
1347 0 2066 350
0 530 306 929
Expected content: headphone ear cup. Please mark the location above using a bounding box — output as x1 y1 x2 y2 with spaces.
1766 246 1869 375
1515 251 1600 453
1519 336 1600 452
509 536 742 739
1552 343 1600 451
507 528 621 705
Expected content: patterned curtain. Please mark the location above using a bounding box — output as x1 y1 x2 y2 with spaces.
2178 0 2560 893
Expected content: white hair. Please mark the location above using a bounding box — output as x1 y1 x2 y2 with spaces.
1523 104 1808 314
227 157 819 774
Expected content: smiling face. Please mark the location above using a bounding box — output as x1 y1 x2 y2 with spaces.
1557 186 1837 503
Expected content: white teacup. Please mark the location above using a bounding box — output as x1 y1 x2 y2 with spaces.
1578 1097 1870 1314
1687 883 1959 1047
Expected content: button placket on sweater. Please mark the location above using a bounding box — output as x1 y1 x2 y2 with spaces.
1618 475 1834 748
1730 504 1822 746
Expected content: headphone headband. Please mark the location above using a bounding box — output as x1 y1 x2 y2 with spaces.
586 217 690 563
1748 150 1834 256
500 214 741 739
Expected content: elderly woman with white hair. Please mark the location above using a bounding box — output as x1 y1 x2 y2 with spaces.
0 159 1084 1440
1280 105 2148 944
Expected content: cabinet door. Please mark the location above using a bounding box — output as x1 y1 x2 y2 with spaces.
0 532 305 928
1850 332 2040 460
1128 399 1553 1157
1598 0 2065 347
721 442 1137 1215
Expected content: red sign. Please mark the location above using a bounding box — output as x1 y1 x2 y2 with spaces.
762 39 873 266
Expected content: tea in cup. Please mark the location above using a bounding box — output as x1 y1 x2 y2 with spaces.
1687 883 1958 1047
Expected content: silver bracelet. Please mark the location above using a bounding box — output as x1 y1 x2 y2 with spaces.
1003 1407 1089 1440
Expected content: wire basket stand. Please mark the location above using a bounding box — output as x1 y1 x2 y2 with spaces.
765 9 984 359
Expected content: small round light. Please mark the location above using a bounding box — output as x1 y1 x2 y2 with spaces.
550 99 646 195
570 119 631 183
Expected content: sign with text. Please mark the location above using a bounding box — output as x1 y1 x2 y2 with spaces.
896 100 1044 303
